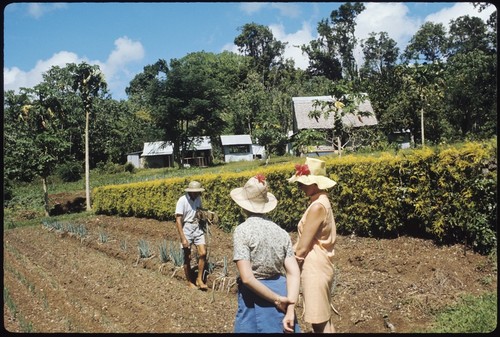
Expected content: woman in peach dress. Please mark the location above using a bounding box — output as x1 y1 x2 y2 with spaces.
289 157 337 333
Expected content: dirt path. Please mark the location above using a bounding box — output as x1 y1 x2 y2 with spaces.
3 214 497 333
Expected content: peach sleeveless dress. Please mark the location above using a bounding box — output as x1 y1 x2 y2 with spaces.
297 193 336 324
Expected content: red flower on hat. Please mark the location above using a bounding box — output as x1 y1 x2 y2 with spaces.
255 174 266 184
295 164 310 176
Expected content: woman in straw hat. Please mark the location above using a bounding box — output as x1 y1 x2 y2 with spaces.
231 174 300 333
288 157 337 333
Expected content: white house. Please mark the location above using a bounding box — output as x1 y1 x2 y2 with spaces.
126 151 143 168
220 135 254 162
127 137 213 169
141 141 174 168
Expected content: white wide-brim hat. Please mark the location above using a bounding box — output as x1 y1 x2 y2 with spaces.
185 180 205 192
288 157 337 190
230 175 277 214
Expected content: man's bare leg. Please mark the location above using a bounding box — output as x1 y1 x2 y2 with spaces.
195 244 208 290
183 247 197 289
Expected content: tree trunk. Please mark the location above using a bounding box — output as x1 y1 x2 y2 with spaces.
85 109 91 211
420 107 425 147
42 176 50 217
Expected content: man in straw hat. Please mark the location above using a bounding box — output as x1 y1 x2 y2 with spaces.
175 180 208 290
288 157 337 333
230 174 300 333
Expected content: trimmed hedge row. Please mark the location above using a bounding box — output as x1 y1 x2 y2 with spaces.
93 140 497 254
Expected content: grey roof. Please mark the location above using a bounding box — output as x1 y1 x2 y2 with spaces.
141 137 212 156
292 95 378 130
220 134 252 145
185 136 212 151
142 141 174 156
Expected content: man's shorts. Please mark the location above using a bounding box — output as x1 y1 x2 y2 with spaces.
182 222 206 246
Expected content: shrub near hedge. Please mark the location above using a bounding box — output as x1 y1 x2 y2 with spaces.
93 140 497 254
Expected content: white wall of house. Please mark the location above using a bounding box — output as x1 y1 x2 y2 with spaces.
221 135 254 162
126 152 142 168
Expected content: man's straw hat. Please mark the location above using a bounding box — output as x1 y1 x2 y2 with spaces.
184 180 205 192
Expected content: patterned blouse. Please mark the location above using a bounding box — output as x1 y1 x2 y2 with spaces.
233 216 294 279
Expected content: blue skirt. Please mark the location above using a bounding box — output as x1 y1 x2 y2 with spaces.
234 275 301 333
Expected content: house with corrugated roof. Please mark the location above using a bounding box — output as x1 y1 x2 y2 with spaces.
291 95 378 155
141 141 174 168
221 134 263 162
181 136 212 167
127 136 212 168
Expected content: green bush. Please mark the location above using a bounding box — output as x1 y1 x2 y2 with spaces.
124 162 136 174
56 161 83 182
93 140 497 254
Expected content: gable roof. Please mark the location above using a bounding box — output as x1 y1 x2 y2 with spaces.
141 137 212 156
185 136 212 151
292 95 378 130
142 141 174 156
220 134 252 146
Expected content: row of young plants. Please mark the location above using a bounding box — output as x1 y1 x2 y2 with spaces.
40 219 233 294
93 139 497 254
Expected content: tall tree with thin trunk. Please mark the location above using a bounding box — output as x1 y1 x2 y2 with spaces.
70 63 107 211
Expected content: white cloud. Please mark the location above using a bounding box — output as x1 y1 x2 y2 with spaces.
352 2 495 67
27 3 67 19
353 3 421 65
4 51 80 91
100 37 145 97
239 2 267 15
269 22 314 69
270 3 301 18
240 2 301 18
3 37 144 100
424 2 495 26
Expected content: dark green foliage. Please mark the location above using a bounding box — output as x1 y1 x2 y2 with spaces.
56 161 83 182
124 162 136 174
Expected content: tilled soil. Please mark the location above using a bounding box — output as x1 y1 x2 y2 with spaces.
3 214 497 333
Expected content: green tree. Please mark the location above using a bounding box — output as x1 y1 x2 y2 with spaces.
5 86 70 215
301 34 343 81
4 91 39 183
302 2 365 81
69 62 107 211
360 31 399 77
444 50 497 139
156 52 239 166
447 15 492 56
329 2 366 81
402 22 448 63
443 14 496 141
234 22 287 83
386 63 447 146
359 31 403 140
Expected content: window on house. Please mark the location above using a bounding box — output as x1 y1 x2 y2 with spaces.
228 145 250 154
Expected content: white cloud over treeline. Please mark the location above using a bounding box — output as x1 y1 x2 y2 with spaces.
4 2 495 100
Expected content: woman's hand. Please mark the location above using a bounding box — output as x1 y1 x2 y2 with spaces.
275 295 294 313
282 305 296 333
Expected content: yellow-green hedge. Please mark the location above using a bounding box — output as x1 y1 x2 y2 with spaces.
93 140 497 253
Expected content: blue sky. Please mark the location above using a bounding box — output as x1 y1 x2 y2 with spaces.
3 2 495 100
